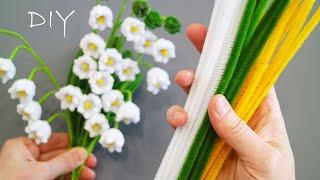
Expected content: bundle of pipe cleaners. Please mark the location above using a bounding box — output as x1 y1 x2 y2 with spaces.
156 0 320 179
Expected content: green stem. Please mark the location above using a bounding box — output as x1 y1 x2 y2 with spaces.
27 67 44 80
9 45 27 61
106 0 129 48
122 90 133 101
96 0 101 5
114 122 119 129
38 90 57 105
48 112 65 123
0 29 31 47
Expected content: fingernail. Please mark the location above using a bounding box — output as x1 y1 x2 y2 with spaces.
172 111 183 121
215 96 230 117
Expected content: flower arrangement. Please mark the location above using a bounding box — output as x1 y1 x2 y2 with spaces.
0 0 181 179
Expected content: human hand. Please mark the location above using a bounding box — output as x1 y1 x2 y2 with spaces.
0 133 97 180
167 24 295 179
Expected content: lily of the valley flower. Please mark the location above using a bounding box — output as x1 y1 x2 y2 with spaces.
0 58 16 84
98 49 123 74
134 31 157 55
8 79 36 104
89 71 114 95
99 128 125 153
80 33 106 59
17 101 42 122
84 113 110 138
73 55 97 80
101 90 124 113
153 39 176 64
116 102 140 125
146 67 171 95
121 17 146 42
25 120 51 145
116 59 140 82
78 94 102 119
55 85 83 111
89 5 113 31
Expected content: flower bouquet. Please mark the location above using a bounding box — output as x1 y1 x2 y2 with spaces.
0 0 181 179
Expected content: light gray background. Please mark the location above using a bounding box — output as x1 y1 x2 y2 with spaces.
0 0 319 179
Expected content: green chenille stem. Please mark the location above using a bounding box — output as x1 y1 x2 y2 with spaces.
0 29 61 89
179 0 290 179
38 90 57 105
123 90 133 101
9 45 26 61
47 112 73 146
106 0 128 48
226 0 289 102
178 0 257 179
27 67 44 80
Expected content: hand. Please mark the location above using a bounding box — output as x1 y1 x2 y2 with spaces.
0 133 97 180
167 24 295 179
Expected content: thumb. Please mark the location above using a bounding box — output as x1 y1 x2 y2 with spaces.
40 147 88 179
208 95 273 162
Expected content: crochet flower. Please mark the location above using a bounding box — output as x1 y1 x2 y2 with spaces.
153 39 176 64
101 90 124 113
144 10 163 29
88 71 114 95
89 5 113 31
84 113 110 138
78 94 102 119
116 59 140 82
164 16 182 34
146 67 171 95
55 85 83 111
116 102 140 125
99 128 125 153
121 17 146 42
73 55 97 80
25 120 52 145
17 101 42 122
134 31 157 55
0 58 16 84
80 33 106 59
8 79 36 104
98 48 123 74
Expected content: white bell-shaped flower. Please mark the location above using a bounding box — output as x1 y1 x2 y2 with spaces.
73 55 97 80
116 102 140 125
17 101 42 122
78 94 102 119
89 5 113 31
116 59 140 82
146 67 171 95
0 58 16 84
8 79 36 104
89 71 114 95
25 120 52 145
153 39 176 64
55 85 83 111
99 128 125 153
80 33 106 59
98 48 123 74
101 90 124 113
134 31 157 55
84 113 110 138
121 17 146 42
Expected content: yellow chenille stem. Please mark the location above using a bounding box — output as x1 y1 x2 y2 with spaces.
244 1 317 120
245 5 320 121
202 1 318 179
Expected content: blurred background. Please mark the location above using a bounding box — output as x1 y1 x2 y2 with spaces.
0 0 319 179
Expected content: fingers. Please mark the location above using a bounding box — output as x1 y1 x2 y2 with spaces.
186 23 207 52
39 133 69 153
80 166 96 180
85 154 97 168
167 105 188 128
208 95 274 162
40 147 88 179
175 69 195 93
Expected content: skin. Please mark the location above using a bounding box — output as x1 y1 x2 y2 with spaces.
167 24 295 179
0 133 96 180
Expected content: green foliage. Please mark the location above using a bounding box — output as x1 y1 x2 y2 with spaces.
122 49 133 59
144 10 163 29
164 16 182 34
132 0 150 18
